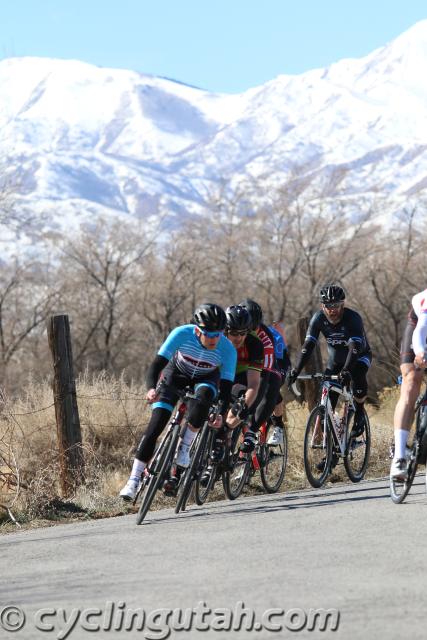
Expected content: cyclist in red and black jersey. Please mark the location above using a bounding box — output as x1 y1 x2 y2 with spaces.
239 299 284 453
208 305 264 462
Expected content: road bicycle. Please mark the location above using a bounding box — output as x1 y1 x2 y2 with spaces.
174 404 221 513
222 418 288 499
295 373 370 488
174 417 248 509
135 386 196 525
390 381 427 504
175 410 288 507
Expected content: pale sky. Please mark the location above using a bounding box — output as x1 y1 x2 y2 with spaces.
1 0 426 93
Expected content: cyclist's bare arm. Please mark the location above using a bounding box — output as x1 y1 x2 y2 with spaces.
226 369 261 428
413 311 427 369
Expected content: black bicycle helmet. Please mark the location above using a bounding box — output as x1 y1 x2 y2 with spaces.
225 305 252 331
193 303 226 331
319 284 345 304
239 299 263 330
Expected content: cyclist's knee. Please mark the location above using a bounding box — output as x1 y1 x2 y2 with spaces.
187 385 216 428
400 368 423 402
353 383 367 401
195 384 216 404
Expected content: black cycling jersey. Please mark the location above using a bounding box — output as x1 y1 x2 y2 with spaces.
296 307 372 371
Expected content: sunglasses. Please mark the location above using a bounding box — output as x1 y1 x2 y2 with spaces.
323 302 343 309
199 329 222 338
227 330 248 337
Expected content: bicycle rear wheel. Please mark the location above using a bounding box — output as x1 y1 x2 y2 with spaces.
175 423 209 513
390 443 418 504
136 422 180 525
194 430 218 505
260 423 288 493
223 426 250 500
304 406 333 488
344 410 371 482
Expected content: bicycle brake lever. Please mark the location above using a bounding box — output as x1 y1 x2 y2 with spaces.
291 382 302 398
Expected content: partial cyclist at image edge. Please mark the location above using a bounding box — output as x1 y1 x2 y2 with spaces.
268 321 292 445
391 288 427 480
288 284 372 458
119 303 236 500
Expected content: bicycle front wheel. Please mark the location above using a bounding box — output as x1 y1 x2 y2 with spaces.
175 423 209 514
222 426 250 500
194 430 218 505
390 444 418 504
303 406 333 488
136 422 180 525
344 410 371 482
260 424 288 493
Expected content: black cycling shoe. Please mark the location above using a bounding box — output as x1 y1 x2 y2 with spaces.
240 430 256 454
163 475 179 497
350 414 365 438
200 466 213 488
210 438 225 463
163 476 179 496
316 453 339 472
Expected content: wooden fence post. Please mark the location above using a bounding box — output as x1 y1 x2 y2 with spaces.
297 317 323 411
47 314 84 496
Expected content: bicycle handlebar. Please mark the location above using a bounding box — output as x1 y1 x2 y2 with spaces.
291 373 342 398
296 373 340 381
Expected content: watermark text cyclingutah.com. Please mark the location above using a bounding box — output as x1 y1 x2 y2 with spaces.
0 600 340 638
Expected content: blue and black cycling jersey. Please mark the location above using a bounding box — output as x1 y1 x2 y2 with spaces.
297 308 372 371
158 324 236 382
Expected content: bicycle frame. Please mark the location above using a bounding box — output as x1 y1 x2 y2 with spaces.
295 373 355 457
249 422 268 471
320 381 355 457
144 400 188 476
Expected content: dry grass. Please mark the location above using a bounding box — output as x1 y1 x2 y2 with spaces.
0 376 399 531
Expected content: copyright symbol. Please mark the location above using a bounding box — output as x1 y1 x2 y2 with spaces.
0 606 26 632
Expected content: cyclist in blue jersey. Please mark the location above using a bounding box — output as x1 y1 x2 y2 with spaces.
120 303 237 500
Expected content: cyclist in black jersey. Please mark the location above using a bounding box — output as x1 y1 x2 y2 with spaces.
239 299 284 453
288 284 372 443
199 305 264 487
211 305 264 461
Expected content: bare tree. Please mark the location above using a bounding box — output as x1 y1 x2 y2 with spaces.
57 217 156 373
0 258 59 388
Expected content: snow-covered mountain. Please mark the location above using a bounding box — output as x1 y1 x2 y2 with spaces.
1 20 427 236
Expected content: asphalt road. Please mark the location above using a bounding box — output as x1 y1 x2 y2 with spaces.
2 475 427 640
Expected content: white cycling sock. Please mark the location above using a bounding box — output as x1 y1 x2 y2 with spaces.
130 458 145 482
181 428 197 447
394 429 409 459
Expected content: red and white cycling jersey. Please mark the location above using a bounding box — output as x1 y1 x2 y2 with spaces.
412 289 427 316
411 289 427 355
255 325 281 378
